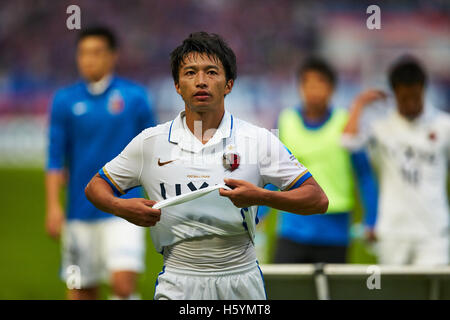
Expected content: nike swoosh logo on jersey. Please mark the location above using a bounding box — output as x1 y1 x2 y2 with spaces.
158 158 177 166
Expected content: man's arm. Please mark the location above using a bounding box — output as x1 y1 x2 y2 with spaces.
343 89 386 136
45 170 65 239
255 184 279 221
85 173 161 227
45 91 68 239
219 176 328 215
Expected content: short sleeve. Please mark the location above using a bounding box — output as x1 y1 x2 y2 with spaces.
258 128 311 191
46 90 69 170
99 133 143 196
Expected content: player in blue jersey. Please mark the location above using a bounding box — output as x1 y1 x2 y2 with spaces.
45 27 157 299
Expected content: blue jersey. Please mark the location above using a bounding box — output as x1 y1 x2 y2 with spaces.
46 75 157 221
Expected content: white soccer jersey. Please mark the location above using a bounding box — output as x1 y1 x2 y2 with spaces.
342 106 450 240
101 110 310 252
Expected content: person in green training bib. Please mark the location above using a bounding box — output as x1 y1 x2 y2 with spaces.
259 57 378 263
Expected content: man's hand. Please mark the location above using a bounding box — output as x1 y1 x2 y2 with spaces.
365 227 377 243
45 204 65 240
219 178 264 208
45 170 66 240
85 174 161 227
112 198 161 227
344 89 387 136
219 176 328 215
352 89 387 110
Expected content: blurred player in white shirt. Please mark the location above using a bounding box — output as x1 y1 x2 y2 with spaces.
85 32 329 299
342 56 450 266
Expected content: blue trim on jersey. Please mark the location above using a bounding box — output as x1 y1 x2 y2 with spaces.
284 146 293 155
229 114 234 137
153 266 166 300
168 120 174 142
289 172 312 190
98 167 123 197
240 208 249 231
99 167 140 196
256 260 268 300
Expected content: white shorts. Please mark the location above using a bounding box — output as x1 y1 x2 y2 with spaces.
376 236 449 266
154 261 267 300
61 216 146 288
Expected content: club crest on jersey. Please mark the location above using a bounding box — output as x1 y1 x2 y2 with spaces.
223 145 240 171
108 90 124 114
72 102 87 116
428 131 437 141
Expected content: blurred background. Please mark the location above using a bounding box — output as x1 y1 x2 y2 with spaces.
0 0 448 299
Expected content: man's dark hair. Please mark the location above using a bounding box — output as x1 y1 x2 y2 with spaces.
170 32 237 84
388 56 427 90
77 26 118 51
297 57 337 87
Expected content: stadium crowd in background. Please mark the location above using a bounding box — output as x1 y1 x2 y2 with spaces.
0 1 448 118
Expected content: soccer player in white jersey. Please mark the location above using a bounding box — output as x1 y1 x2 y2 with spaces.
85 32 329 300
342 56 450 266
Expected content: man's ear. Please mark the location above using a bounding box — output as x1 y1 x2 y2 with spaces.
174 81 181 95
224 79 234 95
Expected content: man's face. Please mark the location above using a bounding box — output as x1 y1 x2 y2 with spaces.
394 84 424 120
175 52 233 113
76 36 116 82
299 70 334 112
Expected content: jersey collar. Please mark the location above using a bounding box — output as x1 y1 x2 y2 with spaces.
82 73 116 96
168 110 234 152
392 104 431 127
